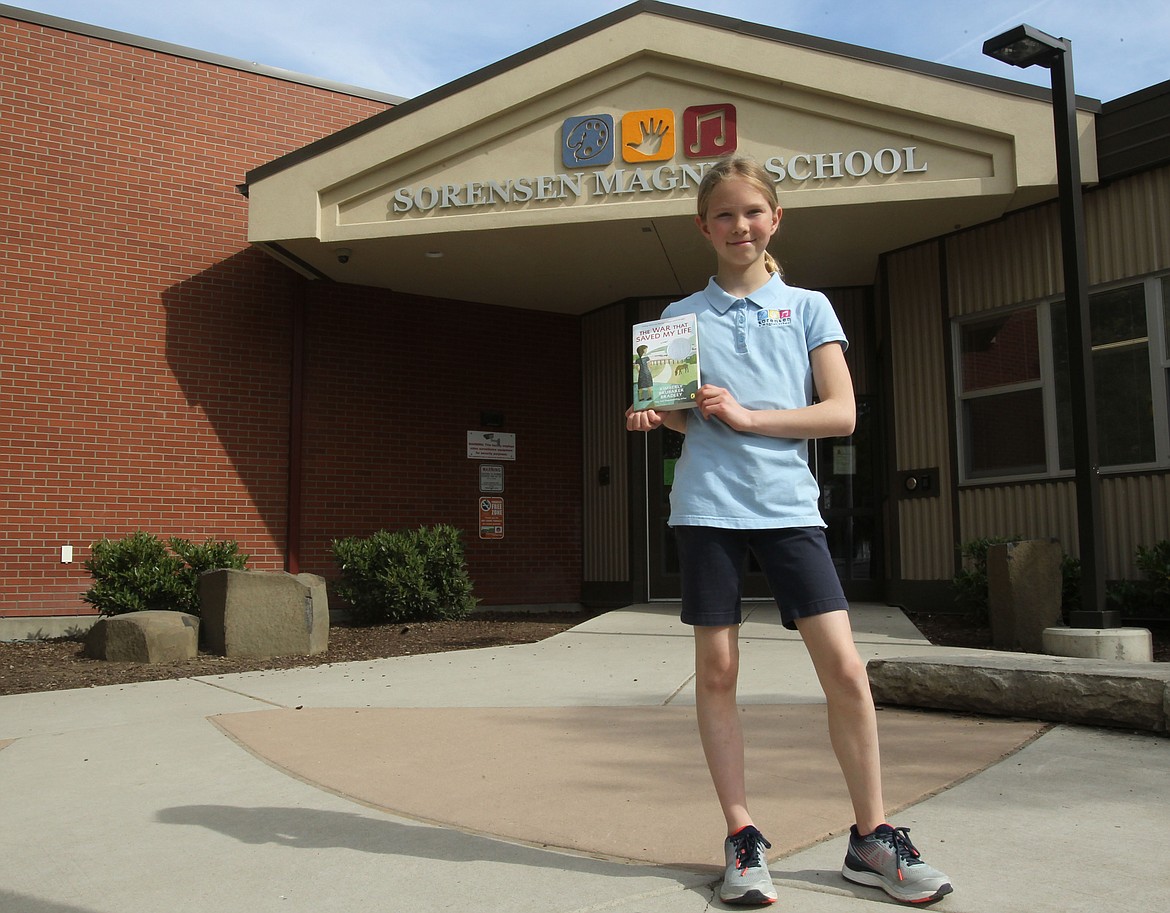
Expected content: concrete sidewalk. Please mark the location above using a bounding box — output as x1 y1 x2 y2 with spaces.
1 603 1167 913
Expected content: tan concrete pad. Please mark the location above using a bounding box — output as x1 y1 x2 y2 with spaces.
213 706 1043 869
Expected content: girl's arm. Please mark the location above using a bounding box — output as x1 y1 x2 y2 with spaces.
694 341 855 439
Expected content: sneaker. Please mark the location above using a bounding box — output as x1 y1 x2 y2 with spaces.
720 825 778 905
842 824 953 904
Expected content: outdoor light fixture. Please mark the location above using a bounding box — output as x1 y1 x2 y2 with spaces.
983 26 1117 627
982 24 1067 69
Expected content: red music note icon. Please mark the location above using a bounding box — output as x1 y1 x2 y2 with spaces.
683 104 737 158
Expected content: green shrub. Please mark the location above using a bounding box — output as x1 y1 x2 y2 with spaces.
83 531 249 617
170 536 250 598
1135 540 1170 615
331 524 477 625
956 537 1170 622
952 536 1021 621
1061 552 1082 618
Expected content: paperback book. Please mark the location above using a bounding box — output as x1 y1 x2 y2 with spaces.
630 313 701 411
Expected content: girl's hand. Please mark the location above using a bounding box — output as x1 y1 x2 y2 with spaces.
696 384 753 431
626 404 664 432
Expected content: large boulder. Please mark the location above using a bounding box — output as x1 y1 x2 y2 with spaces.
987 538 1064 653
84 611 199 663
867 653 1170 733
199 569 328 658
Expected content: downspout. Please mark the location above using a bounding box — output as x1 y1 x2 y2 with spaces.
286 282 305 574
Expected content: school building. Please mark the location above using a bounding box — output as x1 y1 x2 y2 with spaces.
2 2 1168 634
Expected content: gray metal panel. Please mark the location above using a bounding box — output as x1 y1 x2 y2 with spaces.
1098 81 1170 181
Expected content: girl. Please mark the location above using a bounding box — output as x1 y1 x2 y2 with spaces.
626 156 952 906
634 344 654 402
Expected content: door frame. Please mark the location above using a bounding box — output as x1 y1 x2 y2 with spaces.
641 394 884 602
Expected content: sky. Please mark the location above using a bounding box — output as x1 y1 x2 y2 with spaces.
8 0 1168 103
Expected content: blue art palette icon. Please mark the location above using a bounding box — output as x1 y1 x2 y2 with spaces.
562 114 614 168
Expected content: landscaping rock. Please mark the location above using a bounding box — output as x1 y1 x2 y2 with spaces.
84 611 199 663
199 569 328 658
987 539 1064 653
868 652 1170 734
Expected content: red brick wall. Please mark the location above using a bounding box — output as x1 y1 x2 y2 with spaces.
299 284 583 605
1 14 586 617
0 16 390 616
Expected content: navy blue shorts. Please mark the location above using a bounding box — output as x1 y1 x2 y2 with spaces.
674 526 848 630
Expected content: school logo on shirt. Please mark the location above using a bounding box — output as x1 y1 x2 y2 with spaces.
757 309 792 327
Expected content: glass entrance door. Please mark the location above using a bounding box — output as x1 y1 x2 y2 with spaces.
645 394 881 601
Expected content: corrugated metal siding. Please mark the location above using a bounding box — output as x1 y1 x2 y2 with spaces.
887 242 954 579
823 287 873 396
1100 474 1170 576
937 165 1170 579
959 476 1170 578
581 304 630 581
958 482 1077 554
946 207 1061 317
947 165 1170 318
1084 166 1170 281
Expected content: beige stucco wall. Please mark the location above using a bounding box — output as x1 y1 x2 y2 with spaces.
247 8 1096 311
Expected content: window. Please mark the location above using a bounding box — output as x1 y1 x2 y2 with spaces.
1053 284 1155 469
958 310 1046 477
955 272 1170 482
1163 276 1170 435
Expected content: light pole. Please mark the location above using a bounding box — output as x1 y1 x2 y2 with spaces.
982 24 1118 627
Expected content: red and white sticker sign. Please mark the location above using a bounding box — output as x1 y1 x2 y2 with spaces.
479 497 504 539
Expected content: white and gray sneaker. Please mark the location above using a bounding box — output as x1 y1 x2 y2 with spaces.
842 824 953 904
720 825 777 905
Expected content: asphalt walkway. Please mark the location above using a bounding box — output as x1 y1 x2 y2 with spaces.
1 603 1167 913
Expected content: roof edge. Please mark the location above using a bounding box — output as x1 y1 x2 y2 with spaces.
244 2 652 186
1102 78 1170 114
0 3 405 104
242 1 1105 189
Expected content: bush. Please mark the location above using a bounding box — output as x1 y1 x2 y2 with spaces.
1060 552 1082 617
331 525 477 625
169 536 250 598
952 536 1021 621
1135 540 1170 615
83 531 249 617
955 537 1170 623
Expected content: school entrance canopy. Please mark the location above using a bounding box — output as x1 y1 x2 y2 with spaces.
244 1 1099 314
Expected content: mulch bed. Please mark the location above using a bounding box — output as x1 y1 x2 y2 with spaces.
1 609 1164 697
0 611 601 696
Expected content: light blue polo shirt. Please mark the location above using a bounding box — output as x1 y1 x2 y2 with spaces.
662 274 848 529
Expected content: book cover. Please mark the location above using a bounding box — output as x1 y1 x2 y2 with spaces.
631 313 701 411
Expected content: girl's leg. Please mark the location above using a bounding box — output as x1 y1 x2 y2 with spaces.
693 624 754 834
795 610 885 834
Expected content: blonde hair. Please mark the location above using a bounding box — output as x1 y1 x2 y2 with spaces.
696 155 782 274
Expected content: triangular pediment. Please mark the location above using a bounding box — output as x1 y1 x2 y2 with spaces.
247 2 1096 312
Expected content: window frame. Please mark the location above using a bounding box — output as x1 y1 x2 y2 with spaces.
953 270 1170 485
1154 276 1170 466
